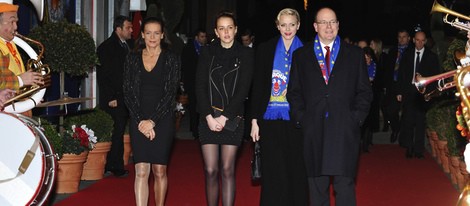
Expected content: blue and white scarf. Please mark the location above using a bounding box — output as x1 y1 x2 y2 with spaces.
263 36 303 120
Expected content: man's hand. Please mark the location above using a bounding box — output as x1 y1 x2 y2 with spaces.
0 89 15 110
108 100 118 107
397 94 402 102
19 71 44 86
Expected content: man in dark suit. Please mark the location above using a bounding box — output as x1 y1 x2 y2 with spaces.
383 29 411 143
97 15 133 177
287 7 372 206
396 31 440 159
181 29 207 138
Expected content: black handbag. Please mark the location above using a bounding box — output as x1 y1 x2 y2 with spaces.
251 142 262 180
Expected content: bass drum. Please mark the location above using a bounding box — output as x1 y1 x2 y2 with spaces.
0 112 57 205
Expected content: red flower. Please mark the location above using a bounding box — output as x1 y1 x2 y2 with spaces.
73 127 89 148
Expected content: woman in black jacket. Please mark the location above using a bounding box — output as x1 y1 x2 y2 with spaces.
123 17 180 206
250 8 308 206
195 11 254 206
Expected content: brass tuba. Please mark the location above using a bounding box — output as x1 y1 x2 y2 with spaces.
3 0 48 113
4 33 50 106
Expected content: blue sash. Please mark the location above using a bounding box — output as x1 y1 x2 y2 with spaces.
313 35 340 84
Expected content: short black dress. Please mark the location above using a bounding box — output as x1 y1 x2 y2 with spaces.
198 117 245 146
130 53 175 164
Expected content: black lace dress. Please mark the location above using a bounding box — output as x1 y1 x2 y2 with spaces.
123 51 180 164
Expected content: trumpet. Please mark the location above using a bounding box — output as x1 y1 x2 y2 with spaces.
431 0 470 31
414 70 456 94
3 33 51 106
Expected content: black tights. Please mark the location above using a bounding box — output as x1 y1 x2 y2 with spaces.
201 144 238 206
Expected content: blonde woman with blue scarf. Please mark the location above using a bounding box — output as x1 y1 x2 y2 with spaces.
249 8 308 206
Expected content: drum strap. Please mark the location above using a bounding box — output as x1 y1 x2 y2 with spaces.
0 132 40 183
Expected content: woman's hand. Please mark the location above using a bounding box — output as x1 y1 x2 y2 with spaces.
206 115 223 132
251 119 260 142
214 115 228 127
139 119 155 139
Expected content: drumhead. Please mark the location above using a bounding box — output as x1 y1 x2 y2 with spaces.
0 113 46 205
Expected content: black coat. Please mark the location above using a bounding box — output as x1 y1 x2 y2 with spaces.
397 47 441 107
250 36 286 119
181 39 203 94
195 40 254 120
287 41 373 178
96 32 133 116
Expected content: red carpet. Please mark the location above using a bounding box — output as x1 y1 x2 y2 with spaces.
53 140 460 206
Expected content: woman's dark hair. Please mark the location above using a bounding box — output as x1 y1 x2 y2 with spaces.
134 17 171 52
214 10 237 29
363 46 377 63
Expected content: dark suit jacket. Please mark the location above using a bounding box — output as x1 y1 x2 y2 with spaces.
96 32 133 116
397 47 441 108
383 44 412 94
287 41 373 178
181 39 201 95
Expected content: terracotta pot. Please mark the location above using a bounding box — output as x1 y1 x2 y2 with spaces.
437 140 450 173
56 151 88 193
426 130 438 158
450 156 466 190
123 134 132 166
81 142 112 180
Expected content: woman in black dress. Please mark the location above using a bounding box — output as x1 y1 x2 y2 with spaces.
195 11 254 206
123 17 180 206
249 8 308 206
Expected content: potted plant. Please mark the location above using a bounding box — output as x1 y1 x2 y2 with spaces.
63 108 113 142
28 20 98 76
63 108 114 180
28 20 99 114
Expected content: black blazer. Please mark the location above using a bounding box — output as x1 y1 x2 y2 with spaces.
195 40 254 120
397 47 441 96
96 32 133 115
287 41 373 178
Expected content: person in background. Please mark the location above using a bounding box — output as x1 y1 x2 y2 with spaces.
123 17 181 206
361 46 379 152
396 31 440 159
240 28 255 48
250 8 308 206
287 7 372 205
357 39 368 48
181 28 207 139
383 29 411 143
195 11 253 206
97 15 133 177
370 38 389 132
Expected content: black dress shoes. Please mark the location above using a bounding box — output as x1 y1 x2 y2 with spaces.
112 169 129 177
106 169 129 177
415 153 424 159
405 148 413 159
